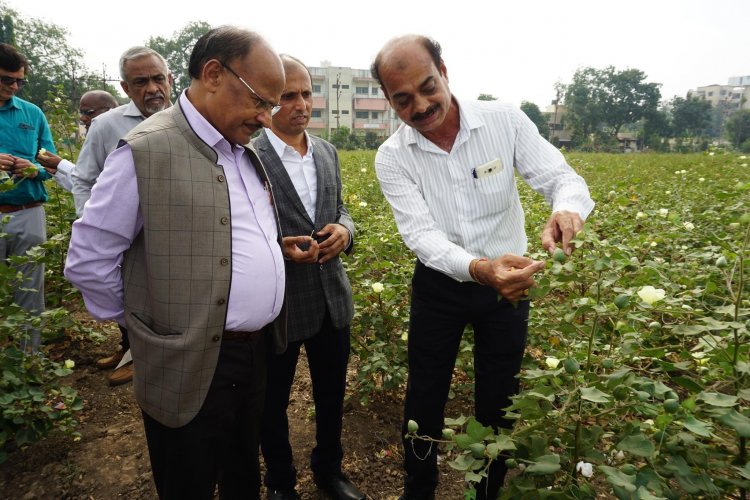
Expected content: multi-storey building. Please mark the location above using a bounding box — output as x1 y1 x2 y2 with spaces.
689 76 750 112
308 62 401 139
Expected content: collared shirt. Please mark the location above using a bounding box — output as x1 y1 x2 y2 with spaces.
0 96 55 205
51 159 73 192
375 97 594 282
71 101 145 216
266 128 318 221
65 90 285 331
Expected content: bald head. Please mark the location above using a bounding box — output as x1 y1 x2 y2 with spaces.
79 90 118 130
371 35 443 88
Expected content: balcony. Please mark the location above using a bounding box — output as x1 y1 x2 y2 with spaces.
353 98 389 111
353 119 387 130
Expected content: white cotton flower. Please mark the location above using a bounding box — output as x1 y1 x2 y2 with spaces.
64 359 75 369
360 168 367 173
674 170 681 175
659 208 669 217
698 178 705 182
740 156 747 160
636 212 647 219
683 222 695 231
680 169 687 174
638 286 666 305
650 241 658 247
371 282 384 294
665 190 671 195
576 461 594 478
545 357 561 369
615 450 625 461
359 201 368 207
709 152 715 156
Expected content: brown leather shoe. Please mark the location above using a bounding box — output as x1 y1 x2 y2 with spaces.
108 362 133 386
96 349 124 369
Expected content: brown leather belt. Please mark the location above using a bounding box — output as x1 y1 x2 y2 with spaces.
0 201 43 213
222 330 264 342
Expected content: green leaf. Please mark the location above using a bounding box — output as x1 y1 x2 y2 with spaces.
717 409 750 437
636 486 667 500
448 453 476 471
683 416 713 437
525 454 560 475
454 433 477 450
491 434 516 451
733 461 750 480
466 418 493 441
599 465 637 493
671 376 704 393
580 387 611 403
698 391 738 407
616 434 654 457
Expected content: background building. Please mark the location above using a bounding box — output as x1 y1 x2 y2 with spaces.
308 62 401 140
689 76 750 112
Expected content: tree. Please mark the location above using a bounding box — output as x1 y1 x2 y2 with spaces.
148 21 212 98
671 96 712 138
725 110 750 150
520 101 550 138
565 66 661 142
478 94 497 101
642 108 672 151
364 131 381 150
0 13 15 44
1 1 117 111
329 127 351 150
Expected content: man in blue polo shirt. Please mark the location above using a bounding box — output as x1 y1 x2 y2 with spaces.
0 43 57 353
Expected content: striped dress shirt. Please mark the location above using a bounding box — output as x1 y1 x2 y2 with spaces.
375 98 594 283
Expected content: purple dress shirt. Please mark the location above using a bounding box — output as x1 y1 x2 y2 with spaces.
65 91 285 332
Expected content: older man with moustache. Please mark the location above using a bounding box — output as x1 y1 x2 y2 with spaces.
70 46 173 386
371 35 594 499
37 90 119 191
65 26 316 499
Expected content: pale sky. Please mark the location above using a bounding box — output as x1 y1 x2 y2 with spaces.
9 0 750 109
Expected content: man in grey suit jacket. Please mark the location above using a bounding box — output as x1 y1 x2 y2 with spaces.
254 55 365 500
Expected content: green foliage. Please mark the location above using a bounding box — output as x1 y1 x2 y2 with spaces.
520 101 550 139
147 21 212 98
363 131 381 150
565 66 661 142
0 13 15 45
478 94 498 101
672 95 712 139
726 110 750 150
342 150 750 497
330 126 365 151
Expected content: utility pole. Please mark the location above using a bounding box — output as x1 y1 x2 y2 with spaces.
334 72 342 130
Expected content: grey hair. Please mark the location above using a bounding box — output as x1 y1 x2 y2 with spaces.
119 46 169 81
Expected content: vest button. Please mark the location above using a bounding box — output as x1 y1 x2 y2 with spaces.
217 174 225 182
220 257 229 266
220 216 229 225
217 298 226 305
212 335 221 342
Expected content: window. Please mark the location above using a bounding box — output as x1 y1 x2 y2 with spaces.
371 112 379 119
356 111 369 119
372 88 378 95
331 110 339 115
356 87 368 94
341 84 349 89
332 84 339 89
342 110 349 114
312 110 321 118
708 92 714 97
313 84 321 93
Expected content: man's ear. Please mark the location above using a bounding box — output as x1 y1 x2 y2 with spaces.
120 80 130 98
380 86 390 103
440 60 448 82
202 60 223 91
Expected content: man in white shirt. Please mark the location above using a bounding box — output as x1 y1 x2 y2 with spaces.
37 90 119 191
371 35 595 500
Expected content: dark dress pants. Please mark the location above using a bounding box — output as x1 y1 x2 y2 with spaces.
402 262 529 500
142 334 270 500
261 311 350 491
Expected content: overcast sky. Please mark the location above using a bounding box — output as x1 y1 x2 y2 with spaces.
9 0 750 109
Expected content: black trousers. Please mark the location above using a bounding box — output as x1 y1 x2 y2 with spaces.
142 333 270 500
403 262 529 500
261 311 350 491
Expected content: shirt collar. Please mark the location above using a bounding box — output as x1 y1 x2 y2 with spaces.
0 95 22 110
179 90 232 152
122 100 147 118
403 95 484 147
265 128 313 159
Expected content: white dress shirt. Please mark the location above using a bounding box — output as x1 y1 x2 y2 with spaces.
375 97 594 282
265 128 318 221
51 159 73 191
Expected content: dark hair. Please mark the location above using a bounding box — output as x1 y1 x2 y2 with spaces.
279 54 312 82
0 43 29 73
188 26 260 79
370 35 442 87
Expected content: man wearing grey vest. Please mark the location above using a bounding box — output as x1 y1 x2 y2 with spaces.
65 26 317 499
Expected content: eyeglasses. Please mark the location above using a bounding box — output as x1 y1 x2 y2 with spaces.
80 107 112 117
220 62 281 116
0 76 28 88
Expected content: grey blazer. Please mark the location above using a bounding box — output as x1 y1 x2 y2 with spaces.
253 130 354 342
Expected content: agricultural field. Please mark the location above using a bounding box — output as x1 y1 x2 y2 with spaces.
1 150 749 499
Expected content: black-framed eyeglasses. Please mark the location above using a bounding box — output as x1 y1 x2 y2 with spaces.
80 107 112 117
220 62 281 116
0 76 28 88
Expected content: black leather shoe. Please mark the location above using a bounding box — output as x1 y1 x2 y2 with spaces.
313 473 366 500
267 489 300 500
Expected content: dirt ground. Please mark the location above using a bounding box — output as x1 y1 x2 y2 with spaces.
0 322 468 499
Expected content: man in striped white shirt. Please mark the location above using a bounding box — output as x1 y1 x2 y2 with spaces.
371 35 594 500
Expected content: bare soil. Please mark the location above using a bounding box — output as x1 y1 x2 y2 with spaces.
0 321 468 499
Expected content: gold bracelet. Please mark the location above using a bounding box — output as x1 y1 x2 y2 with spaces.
471 258 488 285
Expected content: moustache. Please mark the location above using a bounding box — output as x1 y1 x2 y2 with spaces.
145 92 165 100
412 104 439 122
